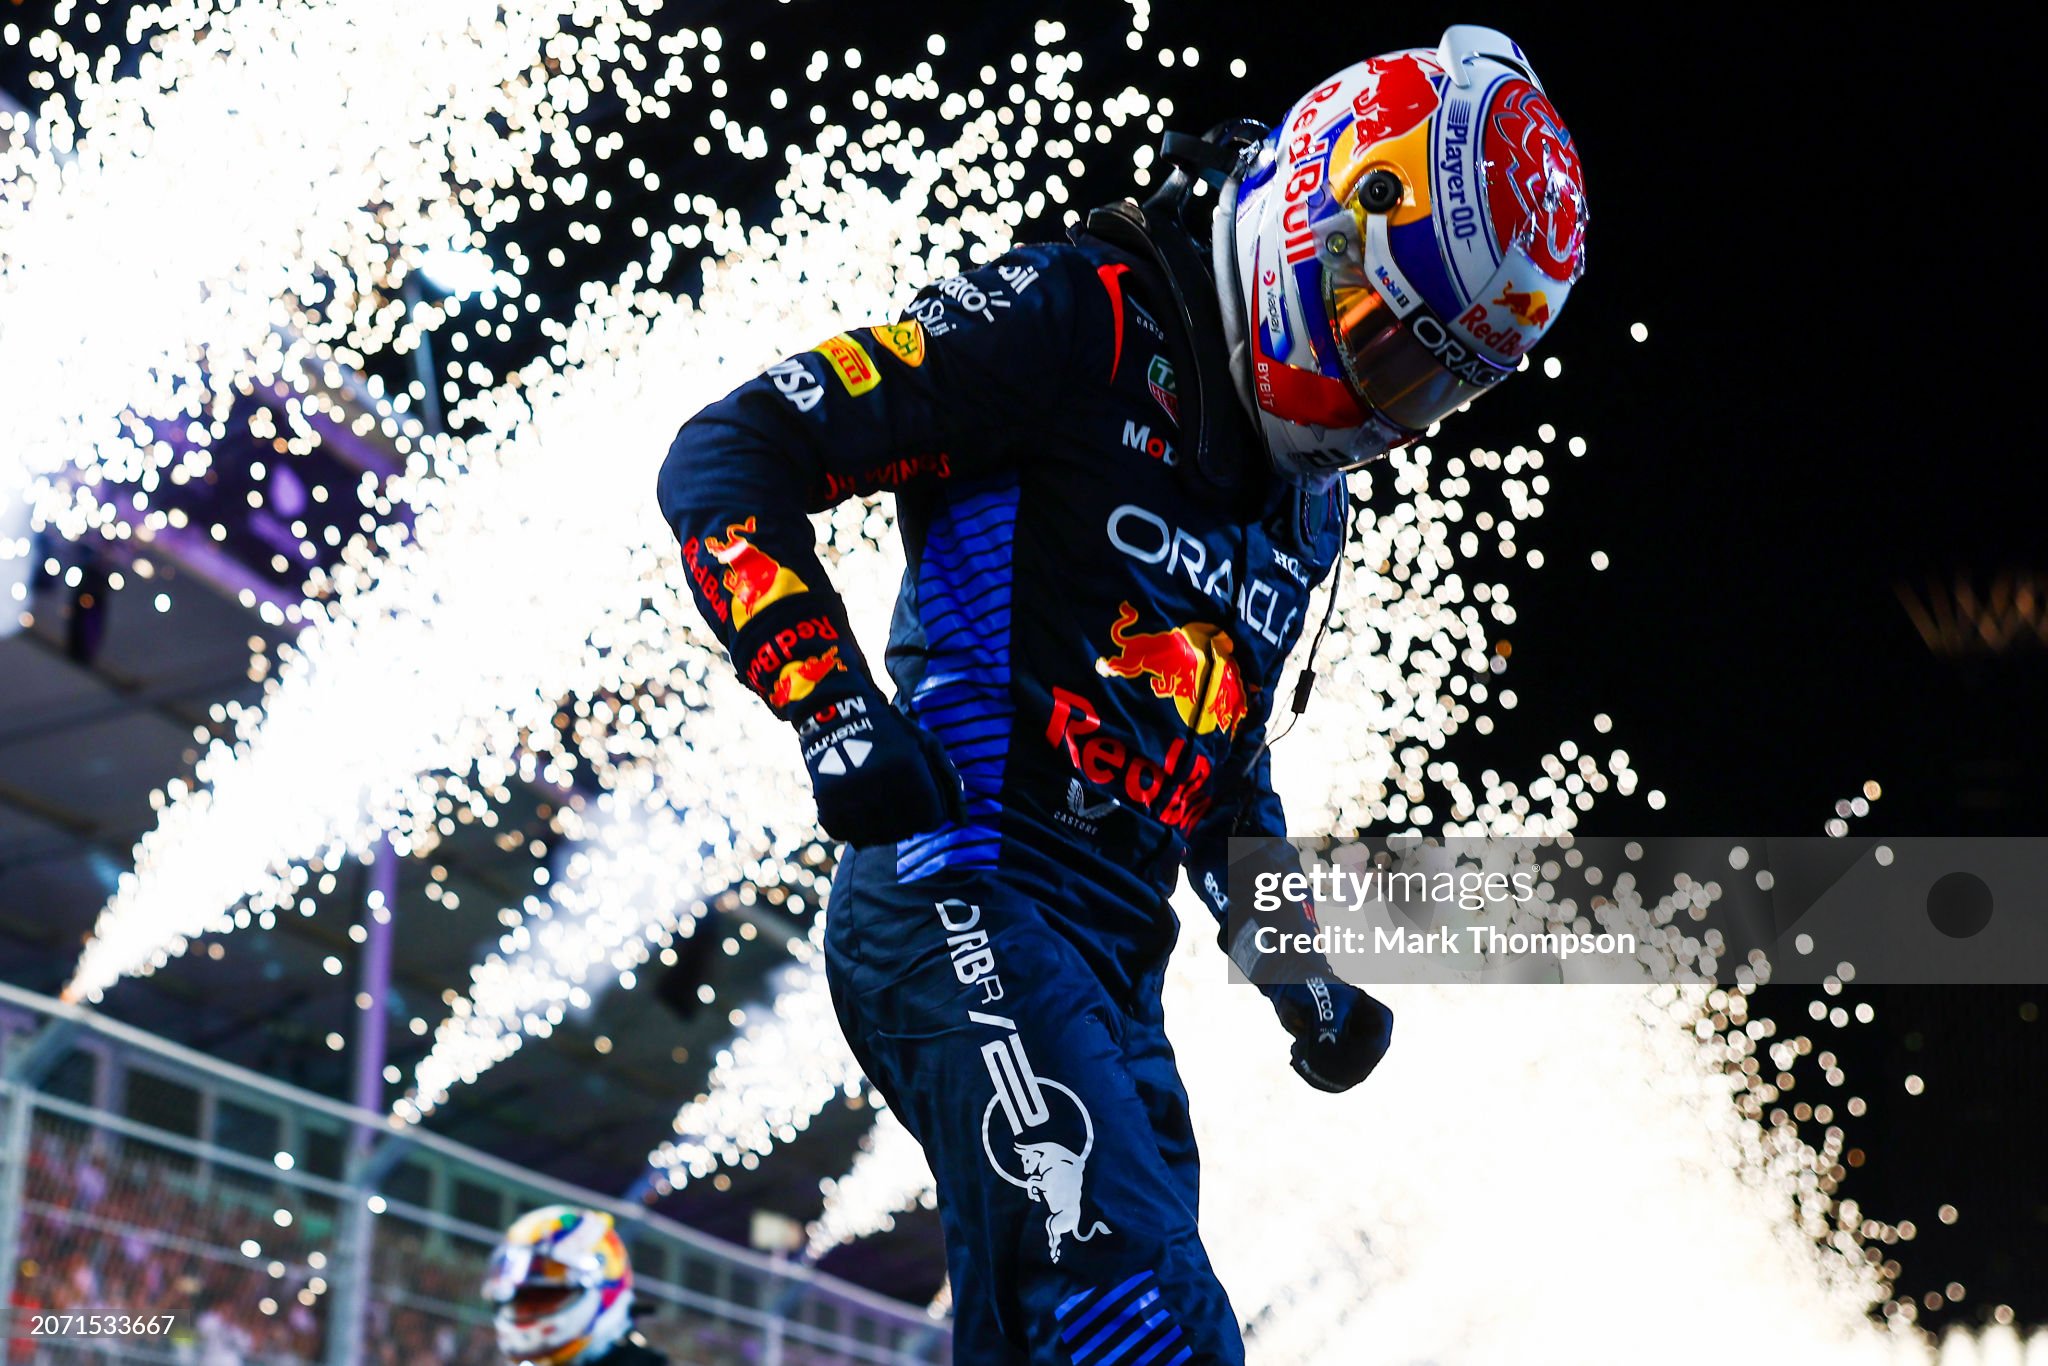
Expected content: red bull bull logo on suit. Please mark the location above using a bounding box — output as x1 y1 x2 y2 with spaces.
703 516 808 628
767 647 843 710
1096 601 1250 738
930 898 1114 1266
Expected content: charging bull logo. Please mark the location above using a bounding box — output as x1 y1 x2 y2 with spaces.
1097 601 1249 737
944 898 1117 1266
704 517 807 628
768 648 842 709
1493 283 1551 328
1016 1143 1111 1262
1348 51 1441 147
979 1051 1111 1265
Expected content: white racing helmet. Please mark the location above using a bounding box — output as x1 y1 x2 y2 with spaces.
484 1206 635 1365
1218 25 1589 478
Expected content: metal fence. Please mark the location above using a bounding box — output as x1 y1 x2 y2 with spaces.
0 984 948 1365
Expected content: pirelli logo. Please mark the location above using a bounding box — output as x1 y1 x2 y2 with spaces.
814 333 880 396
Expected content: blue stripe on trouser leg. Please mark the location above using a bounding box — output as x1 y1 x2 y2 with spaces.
823 845 1245 1365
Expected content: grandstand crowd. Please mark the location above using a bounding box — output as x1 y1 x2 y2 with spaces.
6 1127 496 1365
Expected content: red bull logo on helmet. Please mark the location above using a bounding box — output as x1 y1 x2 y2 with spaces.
1423 69 1585 336
1493 283 1550 328
704 516 808 629
1347 52 1442 149
1451 280 1554 362
1277 78 1345 267
1095 601 1250 738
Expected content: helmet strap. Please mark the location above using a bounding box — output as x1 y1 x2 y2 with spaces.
1076 122 1268 505
1210 167 1259 431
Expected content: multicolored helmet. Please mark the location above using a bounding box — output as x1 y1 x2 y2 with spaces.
1221 25 1588 477
484 1206 634 1365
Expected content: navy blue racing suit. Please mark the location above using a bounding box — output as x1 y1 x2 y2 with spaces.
659 236 1347 1364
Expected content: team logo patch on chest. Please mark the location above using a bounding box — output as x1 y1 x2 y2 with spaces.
1146 354 1179 423
1096 601 1249 738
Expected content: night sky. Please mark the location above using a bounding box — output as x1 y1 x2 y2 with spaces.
4 0 2040 1336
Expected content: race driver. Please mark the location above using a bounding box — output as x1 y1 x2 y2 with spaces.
486 1206 667 1365
658 25 1586 1364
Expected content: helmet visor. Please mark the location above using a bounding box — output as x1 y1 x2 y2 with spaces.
1326 271 1514 434
508 1285 581 1326
483 1246 535 1303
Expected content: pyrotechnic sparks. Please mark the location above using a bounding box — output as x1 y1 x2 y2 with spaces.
397 769 721 1123
5 4 1963 1358
0 0 653 542
1175 963 1921 1363
644 944 867 1185
55 5 1056 1003
790 894 1930 1361
807 1109 935 1260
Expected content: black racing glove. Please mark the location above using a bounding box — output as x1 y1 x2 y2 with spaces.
716 583 965 848
1269 977 1394 1093
1220 836 1394 1093
794 687 966 847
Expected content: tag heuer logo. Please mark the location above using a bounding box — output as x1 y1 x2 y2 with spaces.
1146 354 1179 423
